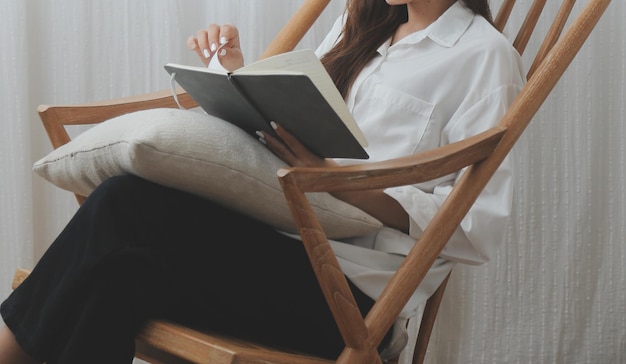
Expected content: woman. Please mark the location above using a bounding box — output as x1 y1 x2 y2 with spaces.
0 0 525 362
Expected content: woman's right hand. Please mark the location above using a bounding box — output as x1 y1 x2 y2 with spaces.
187 23 244 71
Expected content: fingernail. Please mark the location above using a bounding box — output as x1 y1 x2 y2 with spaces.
219 36 228 45
270 121 278 130
203 49 210 58
210 43 217 52
219 48 227 57
256 131 266 144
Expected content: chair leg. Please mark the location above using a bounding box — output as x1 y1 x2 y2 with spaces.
411 272 451 364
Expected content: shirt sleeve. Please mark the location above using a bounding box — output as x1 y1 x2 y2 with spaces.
385 83 522 265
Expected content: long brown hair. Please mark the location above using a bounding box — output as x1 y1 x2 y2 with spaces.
321 0 494 98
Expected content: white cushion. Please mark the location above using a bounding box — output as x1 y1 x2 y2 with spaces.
33 108 383 238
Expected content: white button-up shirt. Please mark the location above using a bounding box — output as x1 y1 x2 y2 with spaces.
313 1 526 356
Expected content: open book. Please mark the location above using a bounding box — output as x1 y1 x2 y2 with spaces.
164 49 369 159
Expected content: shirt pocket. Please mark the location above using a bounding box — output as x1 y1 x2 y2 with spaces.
354 83 435 160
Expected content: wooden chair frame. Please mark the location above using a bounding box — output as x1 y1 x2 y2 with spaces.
12 0 610 363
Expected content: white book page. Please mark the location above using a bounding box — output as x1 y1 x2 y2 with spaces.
207 50 230 73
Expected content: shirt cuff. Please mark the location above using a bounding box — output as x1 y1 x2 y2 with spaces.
383 186 437 240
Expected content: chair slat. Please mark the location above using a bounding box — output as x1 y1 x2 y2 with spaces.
527 0 577 79
513 0 548 55
412 273 451 364
259 0 331 59
494 0 517 31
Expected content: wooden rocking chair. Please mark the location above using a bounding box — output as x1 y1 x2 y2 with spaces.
11 0 611 363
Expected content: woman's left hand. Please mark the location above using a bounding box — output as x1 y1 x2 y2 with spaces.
256 122 338 169
257 121 409 232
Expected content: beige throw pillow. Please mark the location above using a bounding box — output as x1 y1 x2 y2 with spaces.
32 108 383 238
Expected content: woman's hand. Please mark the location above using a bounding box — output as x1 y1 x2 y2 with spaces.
256 122 338 169
258 122 410 233
187 23 243 71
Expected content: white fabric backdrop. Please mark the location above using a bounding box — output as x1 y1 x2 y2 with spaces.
1 1 624 363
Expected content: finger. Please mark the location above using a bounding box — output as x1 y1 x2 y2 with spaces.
186 36 198 51
270 121 331 166
195 24 220 60
186 36 206 65
257 131 299 166
270 121 310 157
216 47 244 71
195 29 209 59
206 24 221 55
219 23 240 49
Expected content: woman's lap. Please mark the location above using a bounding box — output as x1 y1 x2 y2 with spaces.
1 175 377 361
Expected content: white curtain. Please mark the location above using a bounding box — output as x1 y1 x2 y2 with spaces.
1 1 624 363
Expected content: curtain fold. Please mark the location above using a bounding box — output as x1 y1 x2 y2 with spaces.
1 1 624 363
1 0 35 293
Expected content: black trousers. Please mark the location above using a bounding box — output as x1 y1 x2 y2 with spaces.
1 175 386 363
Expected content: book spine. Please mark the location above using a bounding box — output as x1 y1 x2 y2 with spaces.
228 76 273 133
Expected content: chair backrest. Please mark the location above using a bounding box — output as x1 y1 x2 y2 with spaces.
495 0 580 79
275 0 611 363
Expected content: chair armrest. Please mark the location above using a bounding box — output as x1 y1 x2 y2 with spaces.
38 88 197 126
277 126 507 192
37 88 197 149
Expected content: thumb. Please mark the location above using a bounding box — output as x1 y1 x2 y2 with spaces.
217 47 244 72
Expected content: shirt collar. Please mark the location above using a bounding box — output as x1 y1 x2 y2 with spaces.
378 1 474 54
